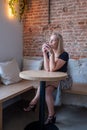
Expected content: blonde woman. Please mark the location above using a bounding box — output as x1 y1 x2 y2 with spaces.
24 33 69 125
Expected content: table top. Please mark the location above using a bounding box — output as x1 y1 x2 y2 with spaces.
19 70 67 81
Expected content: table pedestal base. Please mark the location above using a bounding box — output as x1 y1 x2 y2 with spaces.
24 121 59 130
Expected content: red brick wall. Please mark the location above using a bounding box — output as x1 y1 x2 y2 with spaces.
23 0 87 59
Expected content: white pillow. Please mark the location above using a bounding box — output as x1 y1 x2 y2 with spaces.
23 57 43 70
68 58 87 84
0 59 21 85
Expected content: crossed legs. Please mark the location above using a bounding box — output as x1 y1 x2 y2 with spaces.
24 82 59 124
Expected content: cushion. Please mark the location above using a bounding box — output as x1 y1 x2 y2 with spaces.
23 56 43 70
0 59 21 85
68 58 87 84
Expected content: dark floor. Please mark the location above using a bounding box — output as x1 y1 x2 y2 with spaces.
3 100 87 130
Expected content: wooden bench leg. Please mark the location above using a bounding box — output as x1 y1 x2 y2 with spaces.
0 103 2 130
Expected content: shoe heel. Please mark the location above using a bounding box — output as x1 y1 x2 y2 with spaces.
45 115 56 125
52 116 56 123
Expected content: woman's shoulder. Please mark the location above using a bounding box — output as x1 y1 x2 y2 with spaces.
59 51 69 61
61 51 69 57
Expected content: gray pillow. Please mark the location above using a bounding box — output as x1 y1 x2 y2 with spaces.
0 59 21 85
68 58 87 84
23 56 43 71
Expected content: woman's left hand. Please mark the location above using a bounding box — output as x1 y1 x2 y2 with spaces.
45 44 53 54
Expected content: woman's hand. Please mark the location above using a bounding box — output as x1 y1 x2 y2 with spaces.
45 44 53 55
42 43 53 54
42 43 48 53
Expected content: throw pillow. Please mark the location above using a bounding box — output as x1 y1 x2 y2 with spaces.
68 58 87 84
0 59 21 85
23 57 43 70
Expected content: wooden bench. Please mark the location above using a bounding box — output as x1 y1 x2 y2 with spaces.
0 79 39 130
63 83 87 95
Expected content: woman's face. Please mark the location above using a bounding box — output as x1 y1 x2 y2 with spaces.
49 35 59 49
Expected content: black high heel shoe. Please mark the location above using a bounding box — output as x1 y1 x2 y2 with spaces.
24 104 37 112
45 115 56 125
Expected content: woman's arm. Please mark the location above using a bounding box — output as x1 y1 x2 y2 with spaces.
42 43 50 71
43 53 50 71
42 43 66 72
49 52 55 72
50 52 69 72
49 54 66 72
48 48 66 72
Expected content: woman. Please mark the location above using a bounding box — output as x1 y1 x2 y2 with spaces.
24 32 69 124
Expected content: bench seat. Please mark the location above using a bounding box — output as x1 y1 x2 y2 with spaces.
63 83 87 95
0 79 39 130
0 80 39 103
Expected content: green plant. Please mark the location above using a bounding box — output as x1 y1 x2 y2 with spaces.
9 0 25 21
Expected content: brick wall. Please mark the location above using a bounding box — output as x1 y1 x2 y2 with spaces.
23 0 87 58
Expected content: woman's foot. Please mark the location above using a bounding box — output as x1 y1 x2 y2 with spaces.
24 103 37 112
45 115 56 125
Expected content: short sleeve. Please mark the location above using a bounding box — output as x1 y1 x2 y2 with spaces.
59 52 69 61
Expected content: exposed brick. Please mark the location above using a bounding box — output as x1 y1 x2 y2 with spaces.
23 0 87 59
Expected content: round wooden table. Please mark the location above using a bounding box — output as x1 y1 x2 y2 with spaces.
20 70 67 130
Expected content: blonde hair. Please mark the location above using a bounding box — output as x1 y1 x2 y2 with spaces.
51 32 64 54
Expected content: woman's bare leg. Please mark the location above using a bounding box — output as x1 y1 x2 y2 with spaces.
24 86 40 111
45 85 55 116
30 86 40 105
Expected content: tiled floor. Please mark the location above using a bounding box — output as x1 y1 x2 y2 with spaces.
3 101 87 130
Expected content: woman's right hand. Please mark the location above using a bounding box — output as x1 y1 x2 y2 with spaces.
42 43 48 53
